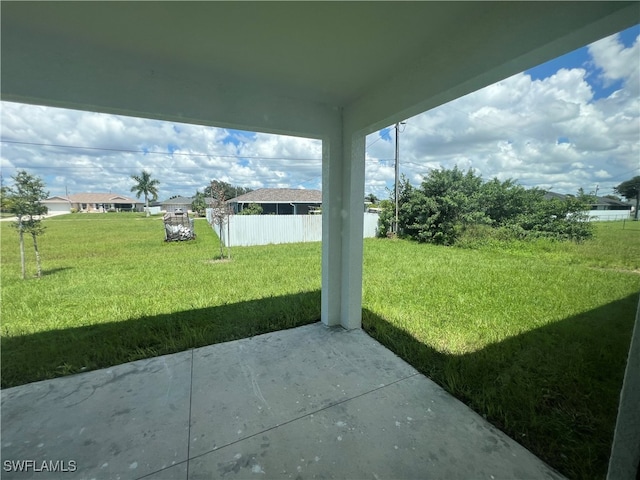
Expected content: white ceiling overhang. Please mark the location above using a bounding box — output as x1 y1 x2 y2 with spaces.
2 2 638 138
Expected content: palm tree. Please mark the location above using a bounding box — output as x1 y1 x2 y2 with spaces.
130 170 160 217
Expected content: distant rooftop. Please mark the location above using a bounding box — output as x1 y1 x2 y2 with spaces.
544 192 631 207
44 193 138 203
161 196 215 205
228 188 322 204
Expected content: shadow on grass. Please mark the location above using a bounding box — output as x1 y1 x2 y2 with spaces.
363 291 639 480
41 267 73 276
1 290 321 389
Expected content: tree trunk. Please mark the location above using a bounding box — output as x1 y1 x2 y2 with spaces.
19 225 26 280
145 195 150 217
227 216 232 260
635 192 639 221
32 232 42 278
219 221 224 259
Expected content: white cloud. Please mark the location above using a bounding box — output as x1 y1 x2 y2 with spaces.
1 28 638 203
0 103 322 198
363 30 639 200
589 32 640 93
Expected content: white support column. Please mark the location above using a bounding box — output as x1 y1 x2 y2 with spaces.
321 113 366 329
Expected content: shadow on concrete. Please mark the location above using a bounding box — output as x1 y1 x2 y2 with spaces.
363 291 639 479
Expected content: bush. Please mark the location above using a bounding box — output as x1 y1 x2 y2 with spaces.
376 199 394 237
387 167 593 245
238 204 263 215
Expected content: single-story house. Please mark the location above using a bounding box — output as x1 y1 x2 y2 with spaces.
543 192 633 220
544 192 633 211
589 197 634 212
161 196 194 214
43 193 142 213
161 196 215 213
227 188 322 215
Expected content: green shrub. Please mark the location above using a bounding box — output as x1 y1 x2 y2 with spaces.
376 199 394 237
238 203 263 215
388 167 593 245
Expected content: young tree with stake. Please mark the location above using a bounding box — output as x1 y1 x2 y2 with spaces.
6 170 49 279
208 181 231 260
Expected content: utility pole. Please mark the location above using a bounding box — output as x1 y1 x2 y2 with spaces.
394 123 400 233
394 121 406 234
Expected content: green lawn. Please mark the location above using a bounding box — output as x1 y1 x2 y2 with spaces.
1 214 638 479
0 214 322 386
362 222 640 479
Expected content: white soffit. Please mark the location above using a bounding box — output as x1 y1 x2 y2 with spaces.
1 2 638 135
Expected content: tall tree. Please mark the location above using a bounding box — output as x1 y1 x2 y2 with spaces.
6 170 48 279
0 173 11 213
204 180 252 201
614 176 640 220
191 190 207 216
365 193 379 205
130 170 160 217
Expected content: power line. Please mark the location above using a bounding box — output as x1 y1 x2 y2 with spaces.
0 139 321 162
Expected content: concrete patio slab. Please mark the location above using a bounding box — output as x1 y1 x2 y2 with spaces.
189 374 562 479
1 323 563 479
189 324 417 458
1 350 192 479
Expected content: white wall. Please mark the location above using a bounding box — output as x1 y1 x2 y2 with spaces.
145 206 162 215
207 211 379 247
45 203 71 214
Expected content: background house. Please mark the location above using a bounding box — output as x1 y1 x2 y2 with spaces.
43 193 141 213
227 188 322 215
589 196 633 212
161 196 215 214
161 196 193 214
544 192 632 220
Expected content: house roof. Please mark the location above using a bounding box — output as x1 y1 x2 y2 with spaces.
161 196 215 206
45 193 139 204
228 188 322 204
161 196 193 205
543 192 568 201
595 196 632 208
543 192 632 208
43 196 71 203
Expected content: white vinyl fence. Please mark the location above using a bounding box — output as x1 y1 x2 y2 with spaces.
207 211 379 247
586 210 633 221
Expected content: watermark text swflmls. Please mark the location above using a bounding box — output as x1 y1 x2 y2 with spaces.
3 460 77 473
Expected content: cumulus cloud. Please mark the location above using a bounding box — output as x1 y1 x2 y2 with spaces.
363 28 639 200
1 27 638 203
589 31 640 94
0 103 322 198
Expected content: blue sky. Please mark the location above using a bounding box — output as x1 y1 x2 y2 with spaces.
526 25 638 99
1 25 638 201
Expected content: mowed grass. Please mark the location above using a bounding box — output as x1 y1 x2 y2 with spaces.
1 215 639 478
1 213 322 387
363 221 640 479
